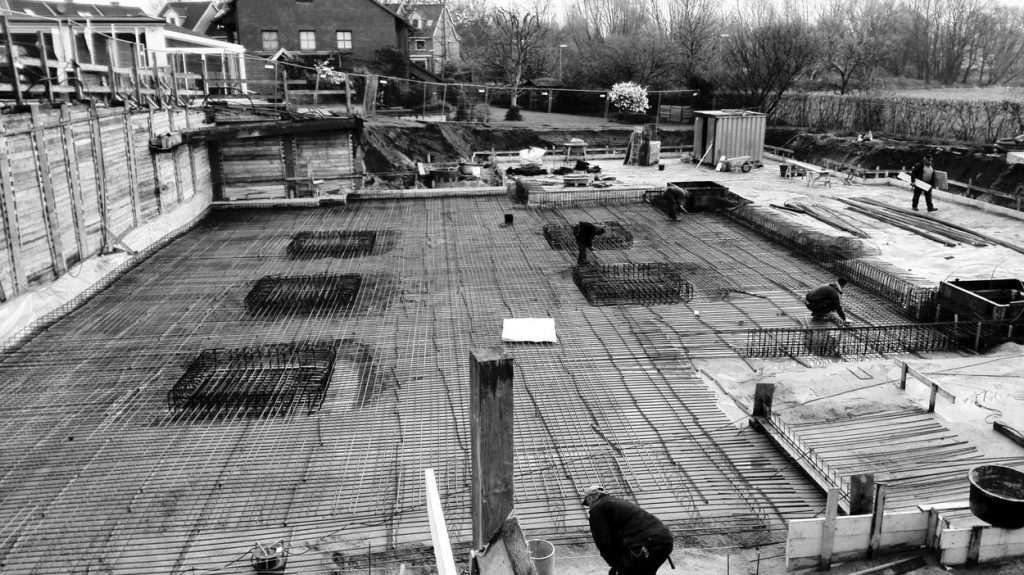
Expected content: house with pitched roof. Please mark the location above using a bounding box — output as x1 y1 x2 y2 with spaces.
385 2 459 76
0 0 246 102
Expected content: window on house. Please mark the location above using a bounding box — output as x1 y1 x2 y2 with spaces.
415 40 425 50
336 31 353 50
412 19 421 28
261 30 279 51
299 30 316 51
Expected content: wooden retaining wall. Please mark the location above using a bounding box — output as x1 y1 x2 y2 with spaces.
0 104 210 301
214 130 356 201
787 505 1024 570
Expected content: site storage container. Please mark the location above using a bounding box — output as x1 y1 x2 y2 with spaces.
692 110 767 166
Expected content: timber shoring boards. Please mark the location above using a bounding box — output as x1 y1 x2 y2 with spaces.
784 410 1024 511
0 201 944 573
0 105 210 300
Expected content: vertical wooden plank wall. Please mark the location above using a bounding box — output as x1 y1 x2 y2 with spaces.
0 105 210 301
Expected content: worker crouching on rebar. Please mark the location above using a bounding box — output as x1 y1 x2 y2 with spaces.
573 221 605 266
663 185 689 221
582 485 674 575
805 277 850 325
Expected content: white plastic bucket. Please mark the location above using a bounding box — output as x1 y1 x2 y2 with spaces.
527 539 555 575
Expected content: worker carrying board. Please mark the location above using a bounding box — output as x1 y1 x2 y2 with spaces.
582 485 674 575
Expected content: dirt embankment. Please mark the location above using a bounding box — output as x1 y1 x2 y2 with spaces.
358 118 691 173
769 128 1024 197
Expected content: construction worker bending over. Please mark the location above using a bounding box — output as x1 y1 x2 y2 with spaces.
582 485 674 575
662 185 688 221
805 277 850 325
573 221 605 266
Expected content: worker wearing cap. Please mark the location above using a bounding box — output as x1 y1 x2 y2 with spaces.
581 485 674 575
573 222 606 266
805 277 849 324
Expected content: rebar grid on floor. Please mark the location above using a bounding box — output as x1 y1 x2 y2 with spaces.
0 198 949 574
572 263 694 306
168 341 338 417
725 207 938 321
287 230 377 259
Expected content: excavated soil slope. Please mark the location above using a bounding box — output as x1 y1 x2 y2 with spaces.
770 128 1024 200
358 118 691 172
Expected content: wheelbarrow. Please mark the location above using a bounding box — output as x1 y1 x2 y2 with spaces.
715 155 754 173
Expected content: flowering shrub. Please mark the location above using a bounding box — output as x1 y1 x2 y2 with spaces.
315 61 348 86
609 82 650 114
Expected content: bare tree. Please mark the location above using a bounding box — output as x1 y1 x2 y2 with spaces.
722 0 819 115
816 0 896 94
483 8 550 109
666 0 724 78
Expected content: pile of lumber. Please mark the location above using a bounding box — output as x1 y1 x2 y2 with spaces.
835 197 1024 254
774 201 870 238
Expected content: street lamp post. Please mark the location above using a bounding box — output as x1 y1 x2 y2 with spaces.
558 44 568 82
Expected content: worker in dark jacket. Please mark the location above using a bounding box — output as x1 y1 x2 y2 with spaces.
582 485 673 575
909 156 937 212
805 278 849 323
662 185 689 220
573 221 605 266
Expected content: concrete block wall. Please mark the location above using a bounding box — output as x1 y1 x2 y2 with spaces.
0 104 211 301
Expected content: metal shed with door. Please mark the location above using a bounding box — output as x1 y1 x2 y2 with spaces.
692 110 767 166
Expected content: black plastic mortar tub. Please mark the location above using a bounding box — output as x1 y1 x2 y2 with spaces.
968 465 1024 528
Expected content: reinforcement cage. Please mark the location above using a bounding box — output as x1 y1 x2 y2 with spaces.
543 222 634 250
167 341 338 417
725 209 938 320
287 230 378 259
745 320 1019 358
573 263 694 306
244 273 362 315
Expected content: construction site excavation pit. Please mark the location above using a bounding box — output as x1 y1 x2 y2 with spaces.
3 150 1024 574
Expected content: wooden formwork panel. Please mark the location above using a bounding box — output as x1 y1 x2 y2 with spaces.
8 128 52 286
41 116 80 267
69 111 104 255
131 113 159 220
99 113 135 237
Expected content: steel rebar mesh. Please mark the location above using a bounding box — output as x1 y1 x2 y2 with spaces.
168 341 338 417
572 263 695 306
5 199 943 573
287 230 378 259
744 319 1018 358
542 221 634 250
725 207 939 321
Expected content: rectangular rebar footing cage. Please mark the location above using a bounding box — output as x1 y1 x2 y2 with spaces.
168 341 338 417
744 320 1018 358
287 230 377 259
543 221 634 250
245 274 362 315
573 263 694 306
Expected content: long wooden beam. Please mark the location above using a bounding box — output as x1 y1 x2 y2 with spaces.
181 118 362 143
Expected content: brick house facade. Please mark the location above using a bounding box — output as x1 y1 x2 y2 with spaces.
217 0 411 79
385 3 459 76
